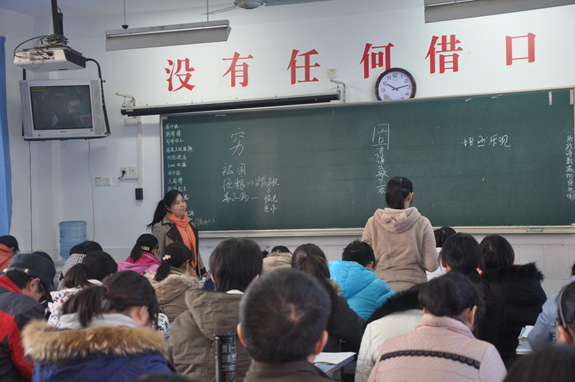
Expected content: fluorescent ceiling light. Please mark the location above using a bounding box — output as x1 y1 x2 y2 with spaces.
105 20 231 51
425 0 575 22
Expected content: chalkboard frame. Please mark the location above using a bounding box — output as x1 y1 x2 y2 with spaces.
160 86 575 236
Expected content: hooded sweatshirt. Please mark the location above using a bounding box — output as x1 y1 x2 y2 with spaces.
167 289 251 382
362 207 437 292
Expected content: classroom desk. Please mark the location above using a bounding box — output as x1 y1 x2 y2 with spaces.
314 352 355 380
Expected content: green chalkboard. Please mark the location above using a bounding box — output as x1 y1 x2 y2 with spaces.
161 88 575 231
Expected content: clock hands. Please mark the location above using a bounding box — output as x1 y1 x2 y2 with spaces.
384 83 409 91
384 82 399 91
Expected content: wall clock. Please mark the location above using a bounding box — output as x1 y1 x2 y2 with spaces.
375 68 416 101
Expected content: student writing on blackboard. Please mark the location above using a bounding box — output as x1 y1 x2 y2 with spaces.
362 176 437 292
148 190 205 277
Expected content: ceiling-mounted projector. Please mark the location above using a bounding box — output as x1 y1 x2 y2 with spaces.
14 46 86 72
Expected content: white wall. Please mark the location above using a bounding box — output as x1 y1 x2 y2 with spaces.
2 0 575 295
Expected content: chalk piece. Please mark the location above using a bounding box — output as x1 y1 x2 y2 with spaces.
526 228 544 232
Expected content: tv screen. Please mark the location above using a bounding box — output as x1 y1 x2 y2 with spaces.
20 79 109 140
30 85 93 130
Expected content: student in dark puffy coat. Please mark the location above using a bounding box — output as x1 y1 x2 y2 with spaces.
479 235 546 368
292 244 365 353
167 238 263 382
23 271 175 382
439 233 507 357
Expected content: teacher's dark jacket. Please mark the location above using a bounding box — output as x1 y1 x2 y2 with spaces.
152 215 205 276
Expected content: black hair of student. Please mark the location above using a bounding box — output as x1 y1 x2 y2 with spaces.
342 240 375 267
439 233 482 275
503 344 575 382
558 282 575 337
147 190 184 230
69 240 103 257
130 233 158 262
0 235 19 253
62 270 160 328
291 243 338 332
385 176 413 210
271 245 291 254
478 234 515 271
4 270 34 290
240 268 330 364
209 238 263 292
261 250 269 259
571 261 575 277
62 251 118 289
419 272 479 321
434 227 456 248
154 243 194 282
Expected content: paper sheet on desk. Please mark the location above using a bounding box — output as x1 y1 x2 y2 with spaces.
314 352 355 365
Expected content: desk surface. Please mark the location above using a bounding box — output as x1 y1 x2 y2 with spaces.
314 352 355 375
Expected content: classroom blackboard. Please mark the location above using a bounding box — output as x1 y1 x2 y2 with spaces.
161 88 575 231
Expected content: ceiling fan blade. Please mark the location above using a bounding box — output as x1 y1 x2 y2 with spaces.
263 0 331 6
202 5 239 15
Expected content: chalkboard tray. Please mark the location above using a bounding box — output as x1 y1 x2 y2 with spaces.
161 87 575 233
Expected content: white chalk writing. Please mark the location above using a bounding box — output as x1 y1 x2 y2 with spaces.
373 124 390 194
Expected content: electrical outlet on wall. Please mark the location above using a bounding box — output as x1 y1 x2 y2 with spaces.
119 166 138 179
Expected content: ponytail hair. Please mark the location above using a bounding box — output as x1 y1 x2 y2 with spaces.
291 243 338 332
419 272 479 321
154 243 194 282
385 176 413 210
147 190 184 230
62 270 160 328
62 251 118 289
130 234 158 262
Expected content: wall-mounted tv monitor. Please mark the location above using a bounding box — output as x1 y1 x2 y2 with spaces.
20 79 109 140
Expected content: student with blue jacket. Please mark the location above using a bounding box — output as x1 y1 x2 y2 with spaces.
328 240 395 320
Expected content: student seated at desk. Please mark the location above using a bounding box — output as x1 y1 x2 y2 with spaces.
479 235 546 368
529 261 575 347
328 240 395 320
292 244 365 353
556 281 575 346
168 238 262 382
355 284 423 382
440 233 507 357
368 273 506 382
238 268 333 382
503 344 575 382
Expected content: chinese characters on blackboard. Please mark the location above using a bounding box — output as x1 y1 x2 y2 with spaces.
566 135 575 201
165 123 195 217
222 130 281 213
373 124 390 195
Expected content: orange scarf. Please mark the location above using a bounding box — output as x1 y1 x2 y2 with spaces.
167 212 198 276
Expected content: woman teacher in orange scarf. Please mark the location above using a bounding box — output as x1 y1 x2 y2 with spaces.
148 190 205 277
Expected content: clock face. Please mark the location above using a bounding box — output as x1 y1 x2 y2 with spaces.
375 68 416 101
